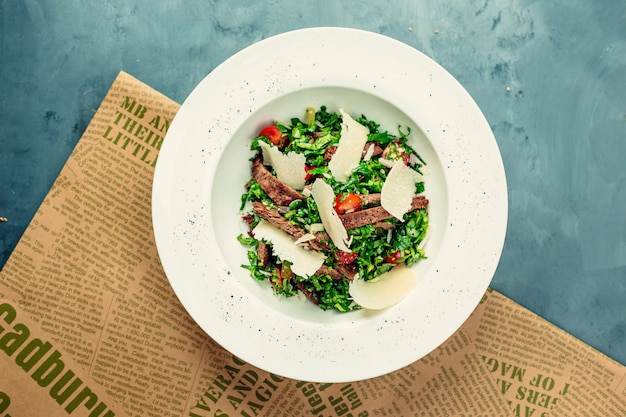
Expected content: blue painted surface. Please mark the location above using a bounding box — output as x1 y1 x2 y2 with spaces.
1 1 624 364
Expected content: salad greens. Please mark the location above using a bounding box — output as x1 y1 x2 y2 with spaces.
237 106 429 312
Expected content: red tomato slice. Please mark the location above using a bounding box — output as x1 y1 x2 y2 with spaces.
304 165 315 181
336 251 358 264
384 250 403 264
258 125 282 146
333 193 362 215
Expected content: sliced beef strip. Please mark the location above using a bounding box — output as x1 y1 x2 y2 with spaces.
315 265 344 280
323 146 335 161
363 143 384 158
360 193 381 207
373 221 395 231
328 264 357 281
295 283 319 305
252 201 303 237
251 156 305 206
256 241 270 267
339 195 429 230
252 202 357 280
251 202 331 252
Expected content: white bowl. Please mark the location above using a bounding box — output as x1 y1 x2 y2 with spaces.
152 27 507 383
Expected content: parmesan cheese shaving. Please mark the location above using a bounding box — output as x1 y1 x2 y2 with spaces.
252 220 326 277
307 223 325 233
293 233 316 245
311 178 351 252
381 160 423 221
349 265 418 310
328 109 369 182
258 141 306 190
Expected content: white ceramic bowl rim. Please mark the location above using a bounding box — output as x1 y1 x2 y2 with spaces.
152 27 508 383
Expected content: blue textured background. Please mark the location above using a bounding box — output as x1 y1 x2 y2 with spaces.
1 1 624 365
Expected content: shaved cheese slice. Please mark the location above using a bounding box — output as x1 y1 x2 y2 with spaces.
363 143 375 161
349 265 418 310
258 141 306 190
311 178 351 252
381 160 423 220
253 220 325 277
308 223 324 233
328 109 369 182
293 233 316 245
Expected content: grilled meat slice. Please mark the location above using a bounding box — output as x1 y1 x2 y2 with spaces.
251 156 305 206
340 195 428 230
251 202 357 280
256 240 270 267
251 202 331 252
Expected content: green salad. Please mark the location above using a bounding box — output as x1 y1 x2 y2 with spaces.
237 106 429 312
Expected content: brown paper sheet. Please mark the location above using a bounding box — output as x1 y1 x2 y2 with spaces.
466 289 626 417
0 298 130 417
1 71 623 417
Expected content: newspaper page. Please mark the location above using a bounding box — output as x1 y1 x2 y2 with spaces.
0 71 229 417
0 298 131 417
185 328 510 417
465 289 626 417
1 71 623 417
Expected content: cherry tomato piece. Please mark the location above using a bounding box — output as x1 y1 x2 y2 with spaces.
333 193 362 215
258 125 282 146
384 250 403 264
304 165 315 181
337 251 358 264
